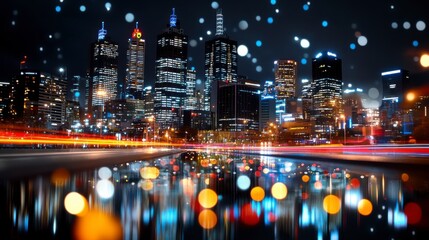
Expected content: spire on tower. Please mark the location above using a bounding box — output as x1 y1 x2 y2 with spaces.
215 8 224 36
98 21 107 40
136 22 139 29
170 8 177 27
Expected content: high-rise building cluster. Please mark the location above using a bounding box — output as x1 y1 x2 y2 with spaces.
1 8 428 144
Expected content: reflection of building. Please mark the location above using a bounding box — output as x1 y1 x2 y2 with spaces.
379 69 411 138
217 78 260 131
154 9 188 130
125 22 145 100
204 8 238 126
89 22 119 120
311 52 343 140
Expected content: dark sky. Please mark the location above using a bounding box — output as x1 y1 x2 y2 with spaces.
2 0 429 101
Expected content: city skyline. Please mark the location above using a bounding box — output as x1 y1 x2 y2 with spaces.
2 0 429 97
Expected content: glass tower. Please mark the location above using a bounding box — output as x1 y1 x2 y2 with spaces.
125 22 145 100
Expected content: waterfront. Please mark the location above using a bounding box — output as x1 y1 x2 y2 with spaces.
1 149 429 240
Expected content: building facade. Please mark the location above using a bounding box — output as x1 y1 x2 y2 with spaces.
125 22 145 100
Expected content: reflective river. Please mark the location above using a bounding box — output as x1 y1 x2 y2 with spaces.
1 150 428 240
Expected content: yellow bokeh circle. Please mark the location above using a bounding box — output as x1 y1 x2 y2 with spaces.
198 209 217 229
302 175 310 183
323 195 341 214
64 192 88 216
140 179 154 191
198 189 218 208
250 186 265 202
140 167 160 179
358 199 373 216
271 182 288 200
420 54 429 67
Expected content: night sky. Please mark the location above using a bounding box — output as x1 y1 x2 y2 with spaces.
2 0 429 102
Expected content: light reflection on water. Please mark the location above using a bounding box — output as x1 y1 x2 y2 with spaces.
1 150 428 239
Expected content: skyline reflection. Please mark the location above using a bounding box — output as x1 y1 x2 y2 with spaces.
1 150 428 239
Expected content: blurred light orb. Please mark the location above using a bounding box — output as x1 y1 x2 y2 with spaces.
302 175 310 182
403 21 411 29
412 40 419 47
125 13 135 23
256 40 262 47
267 17 274 24
303 4 309 11
420 54 429 67
322 20 328 27
323 195 341 214
252 58 258 63
196 79 202 84
237 175 251 190
51 168 70 186
404 202 422 224
256 15 261 21
294 36 300 41
416 20 426 31
55 6 61 13
239 20 249 30
105 2 112 11
96 180 115 199
357 36 368 46
98 167 112 179
270 0 277 5
350 178 360 188
314 180 322 189
199 18 205 24
401 173 410 182
368 87 379 99
237 45 249 57
300 39 310 48
140 179 153 191
256 66 263 72
73 210 122 240
64 192 87 215
250 186 265 201
358 199 373 216
140 166 160 179
206 30 212 35
350 43 356 50
301 58 307 65
80 5 86 12
198 189 218 208
391 22 398 29
74 91 80 97
211 1 219 9
189 39 198 47
198 209 217 229
271 182 287 200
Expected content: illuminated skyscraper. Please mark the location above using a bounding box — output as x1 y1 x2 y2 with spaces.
154 9 188 130
274 60 297 100
204 8 238 118
89 22 119 120
311 51 343 140
125 22 145 100
185 68 197 110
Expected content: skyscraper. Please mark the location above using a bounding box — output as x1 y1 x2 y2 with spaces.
185 68 197 110
311 51 343 140
204 8 238 117
89 22 119 120
274 60 297 100
125 22 145 100
154 8 188 130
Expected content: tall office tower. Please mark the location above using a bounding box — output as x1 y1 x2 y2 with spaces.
38 73 67 129
379 69 410 138
143 86 154 119
260 81 276 130
204 9 238 118
125 22 145 100
185 68 197 110
311 51 343 140
0 81 10 123
89 22 119 120
217 78 260 132
274 60 297 100
154 9 188 130
301 78 313 120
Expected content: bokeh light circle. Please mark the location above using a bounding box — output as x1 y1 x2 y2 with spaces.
140 167 160 179
406 93 415 102
420 54 429 67
391 22 398 29
256 66 263 72
125 13 135 23
322 20 328 27
303 4 309 11
350 178 360 188
368 87 380 99
189 39 198 47
64 192 87 215
267 17 274 24
250 186 265 201
105 2 112 11
416 21 426 31
350 43 356 50
237 175 251 190
96 180 115 199
199 18 205 24
357 36 368 46
51 168 70 186
198 189 218 208
404 202 422 224
140 179 154 191
198 209 217 229
237 45 249 57
55 6 61 13
79 5 86 12
301 58 307 65
412 40 419 47
98 167 112 179
239 20 249 30
302 175 310 182
256 15 261 21
256 40 262 47
358 199 373 216
73 210 122 240
300 39 310 48
211 1 219 9
403 21 411 29
271 182 288 200
323 195 341 214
